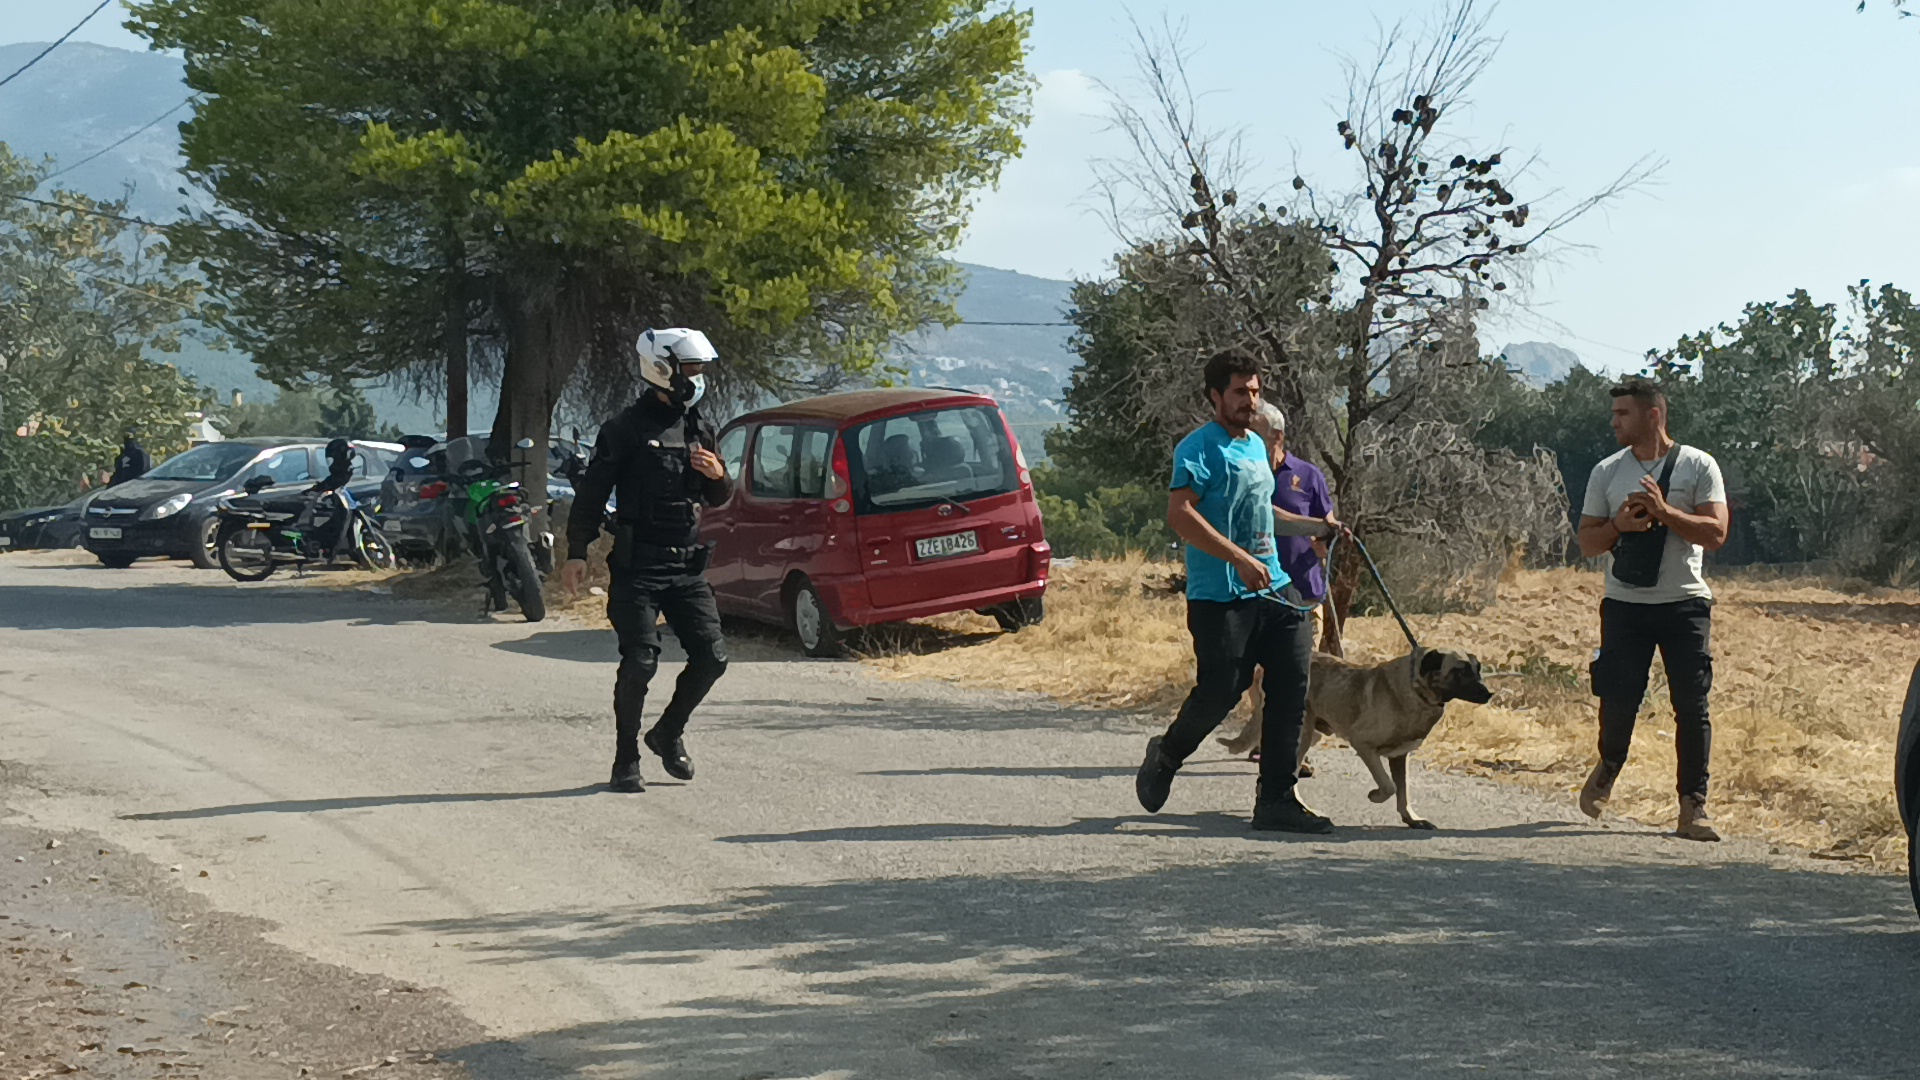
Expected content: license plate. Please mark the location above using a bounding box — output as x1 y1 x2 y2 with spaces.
915 530 979 561
0 536 11 547
89 527 122 540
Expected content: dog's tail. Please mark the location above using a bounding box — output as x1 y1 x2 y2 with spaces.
1218 720 1259 755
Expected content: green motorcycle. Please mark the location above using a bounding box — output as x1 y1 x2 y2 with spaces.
417 437 551 622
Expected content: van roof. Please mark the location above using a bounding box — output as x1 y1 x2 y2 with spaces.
736 387 995 425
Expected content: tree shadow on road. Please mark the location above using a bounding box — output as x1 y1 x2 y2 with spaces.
120 786 611 820
0 580 482 630
415 855 1920 1080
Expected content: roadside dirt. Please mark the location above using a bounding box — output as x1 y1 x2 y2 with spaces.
2 763 482 1080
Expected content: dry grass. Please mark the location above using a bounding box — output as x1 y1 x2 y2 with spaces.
869 558 1920 865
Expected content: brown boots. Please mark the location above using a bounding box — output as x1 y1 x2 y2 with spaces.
1580 761 1722 842
1676 794 1721 842
1578 759 1620 819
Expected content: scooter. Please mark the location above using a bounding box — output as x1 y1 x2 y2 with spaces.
213 477 396 582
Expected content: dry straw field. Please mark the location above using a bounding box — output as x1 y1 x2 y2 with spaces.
868 557 1920 866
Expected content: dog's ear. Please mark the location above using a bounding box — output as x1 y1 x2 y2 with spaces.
1418 649 1444 677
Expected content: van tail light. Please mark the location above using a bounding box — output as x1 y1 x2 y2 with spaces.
418 481 449 500
826 437 852 511
1008 417 1033 489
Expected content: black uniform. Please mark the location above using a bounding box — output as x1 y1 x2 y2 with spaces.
568 392 732 789
110 439 152 486
297 440 355 554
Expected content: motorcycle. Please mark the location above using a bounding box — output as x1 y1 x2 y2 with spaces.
213 477 396 582
410 437 553 622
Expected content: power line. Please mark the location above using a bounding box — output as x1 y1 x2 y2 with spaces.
0 0 116 90
44 96 197 181
5 192 174 230
957 320 1073 326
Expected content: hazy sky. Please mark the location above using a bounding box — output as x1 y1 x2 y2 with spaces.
8 0 1918 371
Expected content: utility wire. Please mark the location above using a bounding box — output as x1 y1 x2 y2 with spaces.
5 192 174 230
0 0 116 90
44 96 197 182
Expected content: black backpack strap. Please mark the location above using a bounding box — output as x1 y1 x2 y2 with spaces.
1656 445 1682 495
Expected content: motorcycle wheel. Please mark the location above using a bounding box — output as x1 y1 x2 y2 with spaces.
502 533 547 623
354 521 397 571
217 522 276 582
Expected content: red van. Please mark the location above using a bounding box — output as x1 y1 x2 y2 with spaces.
699 388 1050 655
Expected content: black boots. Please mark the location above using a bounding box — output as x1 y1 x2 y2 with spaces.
608 755 645 794
1135 736 1178 813
1250 792 1334 834
644 728 695 781
609 673 647 794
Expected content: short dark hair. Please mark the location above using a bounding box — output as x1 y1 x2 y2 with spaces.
1203 349 1262 397
1610 377 1667 410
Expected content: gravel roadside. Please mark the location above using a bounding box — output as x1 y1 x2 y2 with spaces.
2 763 483 1080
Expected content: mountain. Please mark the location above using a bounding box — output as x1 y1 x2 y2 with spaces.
1499 341 1584 387
0 42 198 222
2 43 1078 439
897 264 1076 450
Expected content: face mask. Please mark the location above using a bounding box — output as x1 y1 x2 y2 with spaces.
670 371 707 408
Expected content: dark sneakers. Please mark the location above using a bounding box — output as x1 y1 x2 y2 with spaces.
644 729 695 781
1135 735 1179 813
608 757 645 794
1251 792 1334 834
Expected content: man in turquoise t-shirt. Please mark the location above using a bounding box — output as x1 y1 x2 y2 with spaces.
1135 350 1338 833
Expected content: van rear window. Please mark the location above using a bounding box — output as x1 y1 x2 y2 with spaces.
845 405 1018 515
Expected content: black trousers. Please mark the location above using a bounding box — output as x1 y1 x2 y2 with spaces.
1160 597 1314 802
605 564 730 764
1593 597 1714 799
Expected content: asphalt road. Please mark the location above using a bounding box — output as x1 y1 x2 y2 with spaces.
3 550 1918 1080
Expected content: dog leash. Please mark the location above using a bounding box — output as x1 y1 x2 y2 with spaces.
1349 533 1421 655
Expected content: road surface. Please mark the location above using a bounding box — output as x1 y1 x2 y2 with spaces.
2 551 1918 1079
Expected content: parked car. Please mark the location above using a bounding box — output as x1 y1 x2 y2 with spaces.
698 387 1050 656
0 494 91 552
1897 659 1920 915
81 437 402 569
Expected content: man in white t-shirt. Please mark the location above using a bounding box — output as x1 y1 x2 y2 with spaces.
1575 378 1731 841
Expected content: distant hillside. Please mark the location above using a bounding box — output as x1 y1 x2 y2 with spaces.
1 43 1074 442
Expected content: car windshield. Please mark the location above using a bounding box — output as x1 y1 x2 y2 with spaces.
845 404 1019 514
145 443 262 482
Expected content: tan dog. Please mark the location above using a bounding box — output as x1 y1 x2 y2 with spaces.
1223 647 1494 829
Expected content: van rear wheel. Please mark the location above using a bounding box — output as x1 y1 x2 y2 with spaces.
788 578 843 658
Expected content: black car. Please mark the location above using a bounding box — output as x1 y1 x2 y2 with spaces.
0 494 91 553
1897 659 1920 914
82 438 402 569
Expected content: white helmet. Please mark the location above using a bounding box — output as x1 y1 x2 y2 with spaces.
639 327 719 407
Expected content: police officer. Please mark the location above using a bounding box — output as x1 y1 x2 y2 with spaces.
561 328 733 794
109 430 152 486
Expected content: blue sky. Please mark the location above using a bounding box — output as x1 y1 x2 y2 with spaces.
8 1 1918 372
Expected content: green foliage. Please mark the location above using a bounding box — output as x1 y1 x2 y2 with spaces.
1660 283 1920 578
1477 363 1621 538
1482 283 1920 582
0 146 210 511
1031 464 1174 561
132 0 1034 466
217 384 400 441
1051 219 1334 489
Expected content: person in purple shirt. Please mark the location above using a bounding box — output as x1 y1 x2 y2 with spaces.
1252 402 1335 624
